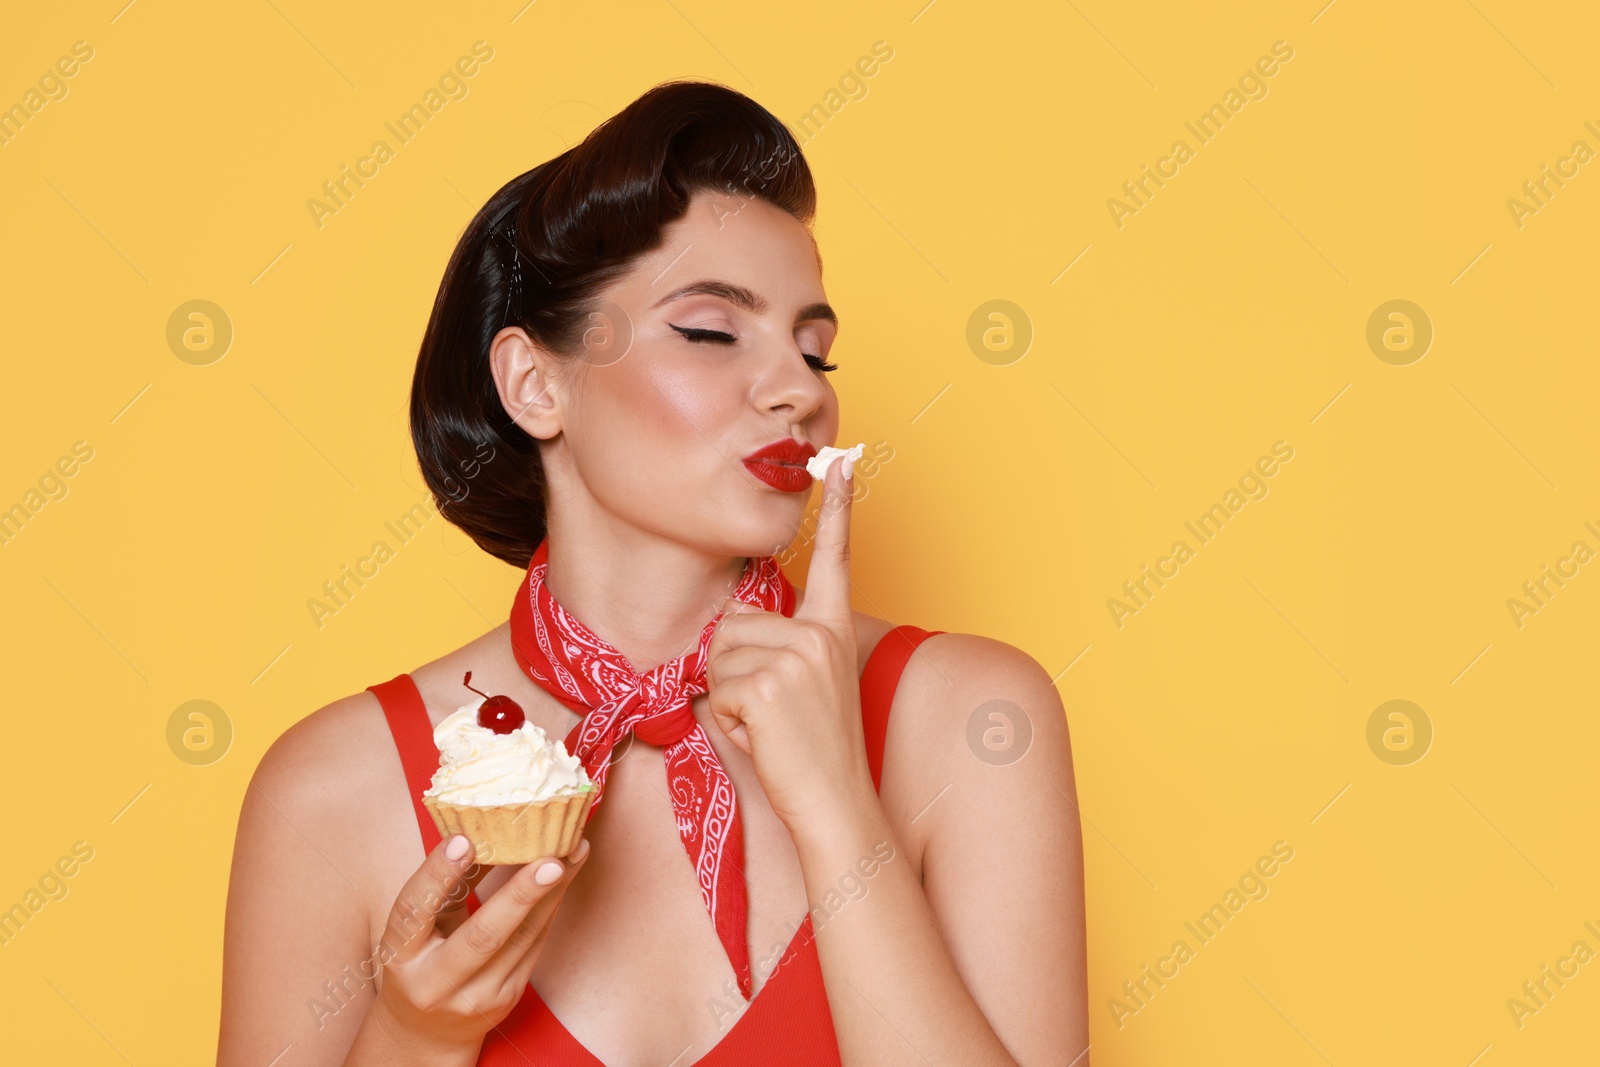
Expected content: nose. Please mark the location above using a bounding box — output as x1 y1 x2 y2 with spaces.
755 340 830 419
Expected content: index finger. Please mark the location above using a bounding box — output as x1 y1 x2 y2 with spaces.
795 446 856 623
382 833 478 963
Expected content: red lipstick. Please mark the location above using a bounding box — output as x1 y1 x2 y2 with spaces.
741 438 818 494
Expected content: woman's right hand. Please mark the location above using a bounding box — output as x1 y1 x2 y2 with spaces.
363 832 591 1056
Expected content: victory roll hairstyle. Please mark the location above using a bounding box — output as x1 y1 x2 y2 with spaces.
410 80 816 568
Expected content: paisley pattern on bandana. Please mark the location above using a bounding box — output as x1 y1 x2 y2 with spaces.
508 537 795 1001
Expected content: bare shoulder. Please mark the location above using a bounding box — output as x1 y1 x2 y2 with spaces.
257 677 434 873
878 632 1078 853
880 630 1090 1062
888 630 1073 765
219 688 415 1064
247 687 405 840
238 687 421 915
900 630 1061 693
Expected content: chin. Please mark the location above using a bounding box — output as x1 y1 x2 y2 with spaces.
700 499 809 559
740 522 807 560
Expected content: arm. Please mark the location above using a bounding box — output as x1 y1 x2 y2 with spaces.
216 695 478 1067
792 634 1090 1067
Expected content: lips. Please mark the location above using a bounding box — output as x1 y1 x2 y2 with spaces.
741 438 818 494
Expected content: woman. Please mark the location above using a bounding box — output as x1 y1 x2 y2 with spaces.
219 80 1088 1066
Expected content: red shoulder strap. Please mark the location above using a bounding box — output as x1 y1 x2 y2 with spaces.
859 625 944 793
368 673 445 854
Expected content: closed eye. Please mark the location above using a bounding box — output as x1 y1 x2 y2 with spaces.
670 324 736 344
669 323 838 373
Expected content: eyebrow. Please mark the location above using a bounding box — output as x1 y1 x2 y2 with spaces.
650 279 838 327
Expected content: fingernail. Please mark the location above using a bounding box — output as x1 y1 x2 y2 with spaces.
534 860 564 885
574 838 591 862
445 835 470 862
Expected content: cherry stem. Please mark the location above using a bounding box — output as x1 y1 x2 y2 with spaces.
462 671 490 700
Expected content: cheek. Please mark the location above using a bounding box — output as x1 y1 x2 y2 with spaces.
576 349 741 497
639 355 739 442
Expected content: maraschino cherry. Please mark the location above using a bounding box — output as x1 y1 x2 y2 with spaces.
463 671 526 735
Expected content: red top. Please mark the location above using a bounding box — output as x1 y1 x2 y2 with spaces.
368 622 944 1067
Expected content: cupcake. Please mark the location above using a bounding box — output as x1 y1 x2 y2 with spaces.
421 672 597 865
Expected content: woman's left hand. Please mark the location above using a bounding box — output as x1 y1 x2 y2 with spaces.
706 454 871 834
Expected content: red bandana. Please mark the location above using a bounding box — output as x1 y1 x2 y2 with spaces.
508 536 796 1001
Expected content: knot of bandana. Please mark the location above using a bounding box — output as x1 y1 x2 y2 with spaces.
507 536 796 1000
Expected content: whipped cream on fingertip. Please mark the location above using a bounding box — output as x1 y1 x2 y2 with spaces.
424 699 593 806
805 442 865 481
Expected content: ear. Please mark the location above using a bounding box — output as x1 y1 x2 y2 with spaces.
488 326 565 441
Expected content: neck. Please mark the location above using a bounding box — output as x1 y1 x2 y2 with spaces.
539 521 749 675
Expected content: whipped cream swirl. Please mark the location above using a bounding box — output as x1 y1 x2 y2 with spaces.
805 442 864 481
423 699 593 806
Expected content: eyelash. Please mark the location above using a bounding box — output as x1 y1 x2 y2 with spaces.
669 323 838 373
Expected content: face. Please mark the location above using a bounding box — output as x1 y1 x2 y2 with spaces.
493 187 840 558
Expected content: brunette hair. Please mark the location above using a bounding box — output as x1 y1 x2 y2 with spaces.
410 80 816 569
